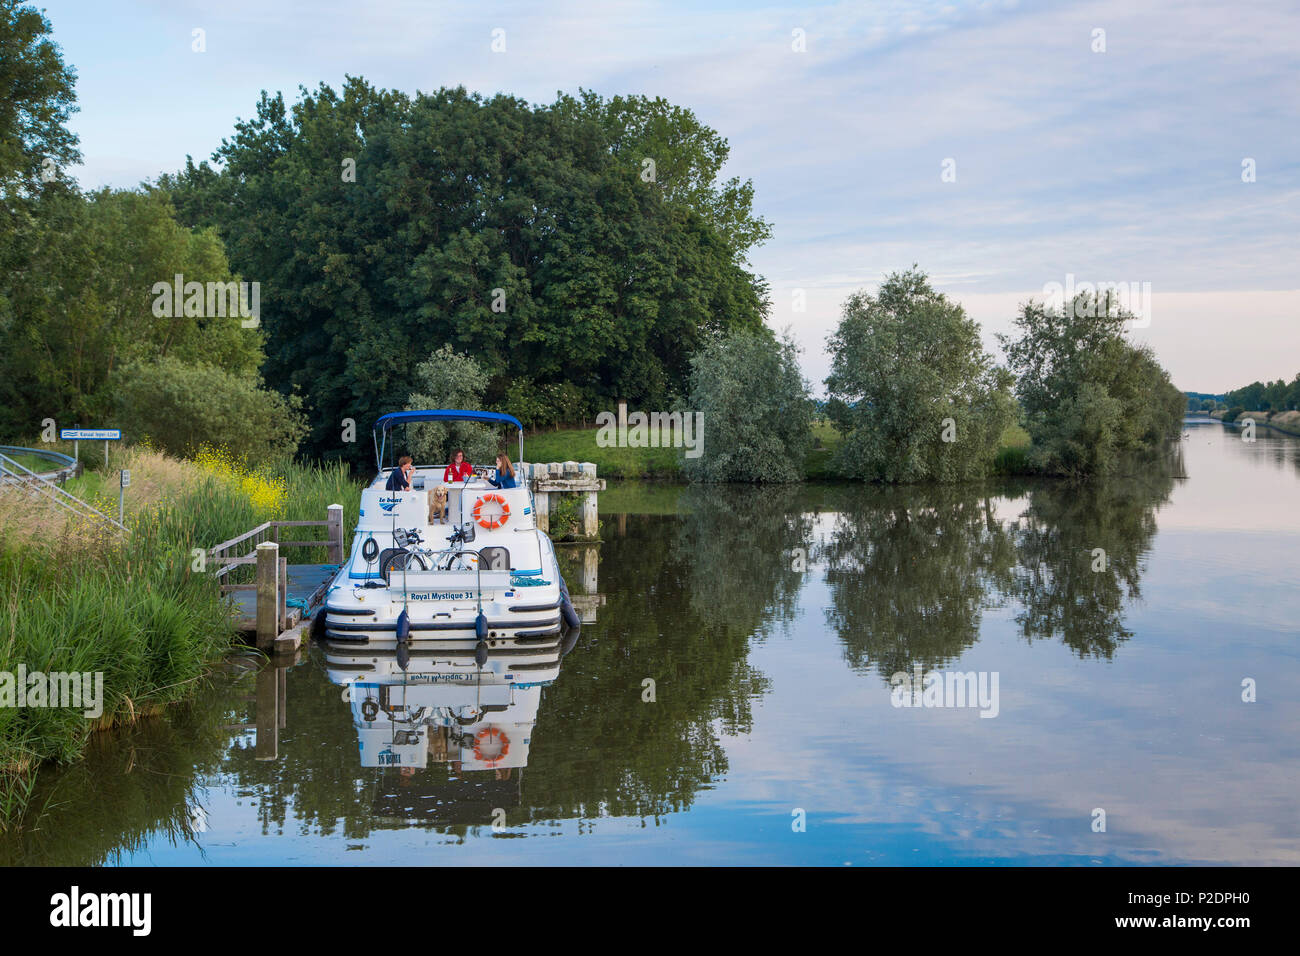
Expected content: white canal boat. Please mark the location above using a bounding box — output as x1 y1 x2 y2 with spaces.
318 410 581 667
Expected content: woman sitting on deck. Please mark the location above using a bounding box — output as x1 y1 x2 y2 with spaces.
488 453 517 489
443 449 472 483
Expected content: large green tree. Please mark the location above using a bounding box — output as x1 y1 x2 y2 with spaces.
158 80 771 467
0 0 81 377
825 268 1017 483
999 291 1185 476
0 0 78 208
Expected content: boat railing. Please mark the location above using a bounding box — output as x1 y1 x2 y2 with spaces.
391 545 489 617
395 545 510 575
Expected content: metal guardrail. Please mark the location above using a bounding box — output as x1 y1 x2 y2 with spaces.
0 451 127 531
0 444 78 481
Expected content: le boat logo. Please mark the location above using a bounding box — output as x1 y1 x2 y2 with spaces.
889 666 1000 718
0 666 103 718
379 495 401 513
49 886 151 936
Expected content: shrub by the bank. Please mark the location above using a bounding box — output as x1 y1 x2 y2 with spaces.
114 356 307 465
1000 292 1184 477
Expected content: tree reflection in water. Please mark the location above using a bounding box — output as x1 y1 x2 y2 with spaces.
818 483 1019 680
819 444 1182 680
1006 447 1179 658
0 449 1185 862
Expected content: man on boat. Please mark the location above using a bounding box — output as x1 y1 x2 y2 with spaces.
386 455 414 491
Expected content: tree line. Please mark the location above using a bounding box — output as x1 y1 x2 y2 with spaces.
690 270 1186 482
1223 376 1300 414
2 5 770 467
1184 376 1300 421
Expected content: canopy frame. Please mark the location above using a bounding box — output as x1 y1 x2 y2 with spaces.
374 409 524 476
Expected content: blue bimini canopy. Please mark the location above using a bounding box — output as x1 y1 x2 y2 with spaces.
375 410 523 432
373 409 524 472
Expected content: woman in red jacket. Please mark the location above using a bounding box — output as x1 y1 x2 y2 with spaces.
443 449 473 482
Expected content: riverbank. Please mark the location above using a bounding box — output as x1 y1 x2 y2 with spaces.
1209 408 1300 436
0 445 359 828
524 421 1034 480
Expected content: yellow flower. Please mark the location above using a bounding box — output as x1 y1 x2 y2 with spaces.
192 445 287 518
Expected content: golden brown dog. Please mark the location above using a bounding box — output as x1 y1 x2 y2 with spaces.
429 485 449 525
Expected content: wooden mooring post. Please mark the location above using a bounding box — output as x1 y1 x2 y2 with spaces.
255 542 279 651
326 503 343 563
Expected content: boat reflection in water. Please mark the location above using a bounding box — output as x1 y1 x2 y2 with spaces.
319 630 577 824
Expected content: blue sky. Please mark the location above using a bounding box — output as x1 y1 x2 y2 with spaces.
47 0 1299 392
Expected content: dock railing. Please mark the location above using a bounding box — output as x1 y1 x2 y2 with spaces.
208 504 344 648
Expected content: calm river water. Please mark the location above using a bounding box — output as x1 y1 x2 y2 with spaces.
4 419 1297 865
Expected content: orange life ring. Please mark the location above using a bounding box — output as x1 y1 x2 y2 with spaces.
473 727 510 763
472 493 510 530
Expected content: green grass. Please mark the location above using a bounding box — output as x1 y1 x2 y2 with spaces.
804 419 844 480
0 453 59 474
991 423 1035 475
0 509 236 813
523 419 1035 482
522 427 683 478
999 423 1032 448
64 469 111 502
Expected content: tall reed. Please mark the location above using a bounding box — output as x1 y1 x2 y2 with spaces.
0 444 362 829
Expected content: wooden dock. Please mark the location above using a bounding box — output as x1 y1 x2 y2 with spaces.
224 562 336 631
208 505 344 653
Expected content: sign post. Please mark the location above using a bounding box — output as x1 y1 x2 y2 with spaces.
119 469 130 524
59 428 121 466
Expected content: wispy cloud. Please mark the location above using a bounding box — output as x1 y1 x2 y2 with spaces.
54 0 1300 389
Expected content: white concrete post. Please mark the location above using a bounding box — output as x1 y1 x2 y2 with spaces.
534 489 549 534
